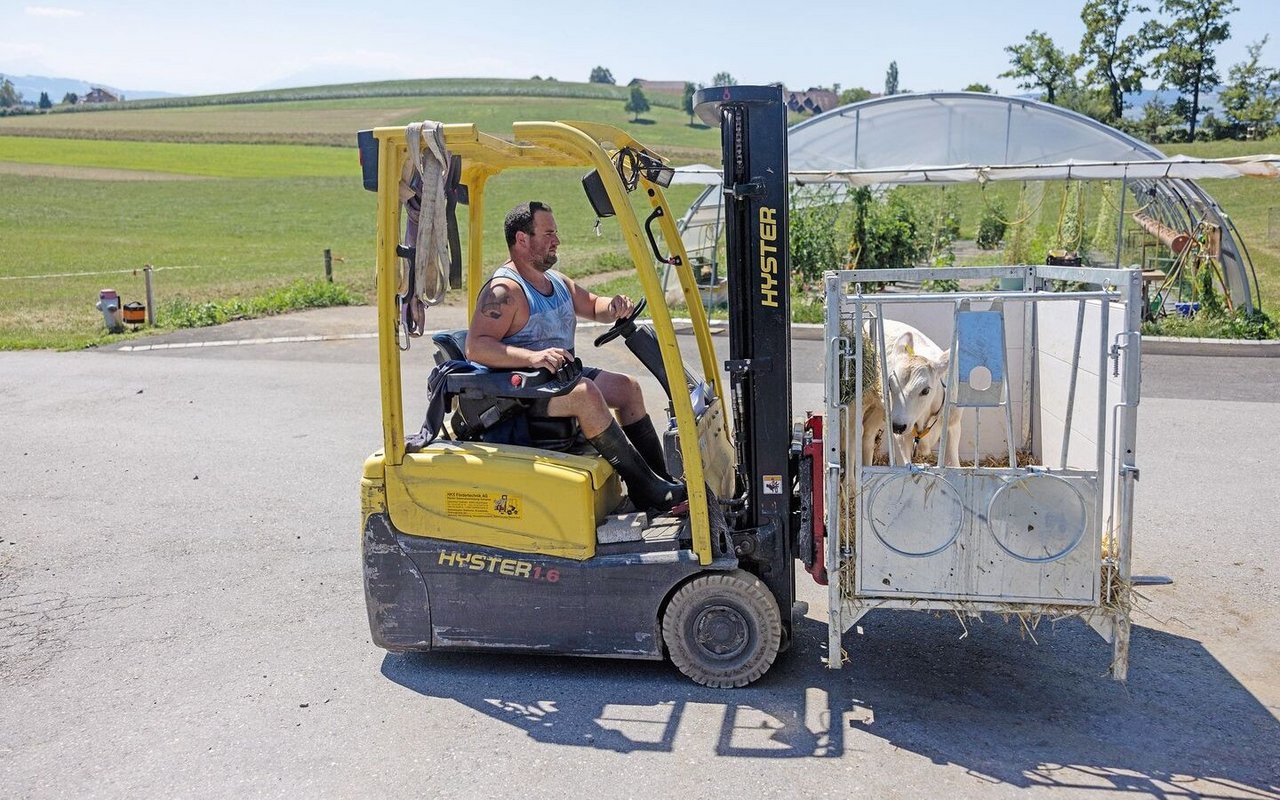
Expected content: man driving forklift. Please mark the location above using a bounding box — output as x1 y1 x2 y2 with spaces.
466 200 688 516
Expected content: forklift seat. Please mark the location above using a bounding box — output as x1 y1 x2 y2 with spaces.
430 330 467 364
430 330 584 451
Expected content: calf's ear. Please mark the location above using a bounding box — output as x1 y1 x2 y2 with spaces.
895 331 916 357
934 349 952 378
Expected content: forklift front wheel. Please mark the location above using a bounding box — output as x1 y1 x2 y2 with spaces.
662 570 782 688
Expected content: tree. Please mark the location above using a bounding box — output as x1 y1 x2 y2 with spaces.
589 66 615 85
963 82 994 93
884 61 899 95
1080 0 1150 122
61 91 78 105
0 77 21 108
682 82 697 124
839 86 873 104
1000 30 1082 105
711 71 737 87
1135 94 1181 140
38 91 52 110
1143 0 1237 141
1056 84 1114 120
1218 36 1280 138
625 85 650 121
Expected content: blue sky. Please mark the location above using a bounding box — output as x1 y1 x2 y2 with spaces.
1 1 1277 96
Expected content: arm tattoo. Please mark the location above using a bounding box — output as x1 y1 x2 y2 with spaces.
478 283 511 320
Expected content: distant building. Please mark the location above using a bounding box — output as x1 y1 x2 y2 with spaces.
785 88 839 115
82 87 120 104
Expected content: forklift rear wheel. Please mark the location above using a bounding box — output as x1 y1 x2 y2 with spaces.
662 570 781 688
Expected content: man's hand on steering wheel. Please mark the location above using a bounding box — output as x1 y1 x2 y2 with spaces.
606 294 635 322
593 298 647 348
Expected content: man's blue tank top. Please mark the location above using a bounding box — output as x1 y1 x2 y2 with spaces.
493 265 576 352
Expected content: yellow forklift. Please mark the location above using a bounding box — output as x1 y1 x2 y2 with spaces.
358 86 818 687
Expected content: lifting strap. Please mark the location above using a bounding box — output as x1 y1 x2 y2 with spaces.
399 121 453 339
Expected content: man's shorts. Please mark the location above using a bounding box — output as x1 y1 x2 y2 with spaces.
529 364 603 416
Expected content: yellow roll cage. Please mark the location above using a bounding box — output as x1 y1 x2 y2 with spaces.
370 120 729 565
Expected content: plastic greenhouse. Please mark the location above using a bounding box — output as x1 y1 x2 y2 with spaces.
674 92 1279 312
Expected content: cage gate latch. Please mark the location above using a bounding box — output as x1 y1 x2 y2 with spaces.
1109 339 1126 377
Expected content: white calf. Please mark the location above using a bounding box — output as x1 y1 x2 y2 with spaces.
879 319 961 467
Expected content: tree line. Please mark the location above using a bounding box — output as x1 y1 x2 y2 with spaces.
999 0 1275 142
589 1 1275 143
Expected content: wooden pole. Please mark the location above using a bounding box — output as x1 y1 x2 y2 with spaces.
143 264 155 326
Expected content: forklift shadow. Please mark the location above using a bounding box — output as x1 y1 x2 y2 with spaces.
382 613 1280 791
379 613 853 757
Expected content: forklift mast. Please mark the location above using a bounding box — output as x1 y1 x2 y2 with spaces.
694 86 795 623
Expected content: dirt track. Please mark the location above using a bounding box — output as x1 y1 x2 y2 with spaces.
0 161 209 181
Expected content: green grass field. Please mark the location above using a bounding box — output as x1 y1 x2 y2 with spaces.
0 155 703 349
35 77 685 112
0 137 354 177
0 95 717 155
1 79 1276 348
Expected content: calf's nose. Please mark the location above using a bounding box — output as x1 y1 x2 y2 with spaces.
892 422 908 435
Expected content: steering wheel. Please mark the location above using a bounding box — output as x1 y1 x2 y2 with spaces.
593 298 647 347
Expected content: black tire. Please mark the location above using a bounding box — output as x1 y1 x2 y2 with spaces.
661 570 782 688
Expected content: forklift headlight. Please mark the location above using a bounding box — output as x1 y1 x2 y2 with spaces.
647 164 675 188
633 150 674 188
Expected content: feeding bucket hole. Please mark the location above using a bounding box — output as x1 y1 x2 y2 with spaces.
967 365 993 391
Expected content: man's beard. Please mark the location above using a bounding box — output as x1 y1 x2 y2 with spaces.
534 252 558 270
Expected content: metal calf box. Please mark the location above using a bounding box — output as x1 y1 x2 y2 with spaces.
823 265 1141 679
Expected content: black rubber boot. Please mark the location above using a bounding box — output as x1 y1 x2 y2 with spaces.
622 414 674 480
590 421 687 515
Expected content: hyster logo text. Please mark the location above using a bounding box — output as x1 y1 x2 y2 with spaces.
759 206 779 308
438 551 533 577
437 551 562 583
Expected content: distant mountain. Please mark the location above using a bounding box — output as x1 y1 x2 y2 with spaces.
1010 87 1221 121
1121 88 1222 119
0 73 179 103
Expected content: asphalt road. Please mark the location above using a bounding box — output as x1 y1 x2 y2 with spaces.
2 306 1278 799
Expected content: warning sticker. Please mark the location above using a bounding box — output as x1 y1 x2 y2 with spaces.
445 491 523 519
762 475 783 494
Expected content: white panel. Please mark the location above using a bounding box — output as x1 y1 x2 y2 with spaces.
855 469 1099 604
954 406 1019 461
1036 300 1114 472
1036 299 1111 368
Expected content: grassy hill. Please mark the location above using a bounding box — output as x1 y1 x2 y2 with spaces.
0 79 714 349
35 77 686 112
1 78 1276 348
0 86 715 156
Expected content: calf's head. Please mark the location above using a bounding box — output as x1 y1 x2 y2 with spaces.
887 331 950 435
